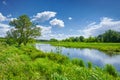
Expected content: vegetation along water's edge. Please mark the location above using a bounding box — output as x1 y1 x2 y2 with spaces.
0 42 120 80
44 42 120 55
39 29 120 55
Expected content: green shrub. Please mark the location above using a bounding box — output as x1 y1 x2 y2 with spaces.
104 64 118 77
79 59 85 67
30 52 46 60
46 53 68 64
51 73 68 80
56 66 63 74
88 62 92 69
72 58 85 67
72 58 79 65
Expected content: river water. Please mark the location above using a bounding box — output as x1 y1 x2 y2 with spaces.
36 43 120 71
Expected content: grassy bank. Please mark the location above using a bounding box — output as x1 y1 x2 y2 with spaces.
45 42 120 54
0 42 120 80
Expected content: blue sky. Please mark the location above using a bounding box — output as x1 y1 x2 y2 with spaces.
0 0 120 39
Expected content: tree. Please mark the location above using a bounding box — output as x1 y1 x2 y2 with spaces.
86 36 97 42
79 36 84 42
97 35 104 42
6 15 41 46
50 38 58 42
97 30 120 42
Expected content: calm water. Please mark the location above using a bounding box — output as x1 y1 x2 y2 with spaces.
36 43 120 71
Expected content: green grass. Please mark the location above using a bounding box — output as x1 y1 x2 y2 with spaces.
45 42 120 54
0 42 120 80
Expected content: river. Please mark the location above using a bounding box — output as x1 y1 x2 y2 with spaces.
36 43 120 71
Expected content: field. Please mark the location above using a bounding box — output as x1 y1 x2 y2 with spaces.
46 42 120 55
0 42 120 80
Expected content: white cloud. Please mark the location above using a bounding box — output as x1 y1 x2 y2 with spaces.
36 25 67 40
32 11 56 22
50 18 64 27
0 23 11 37
49 34 66 40
9 18 17 21
0 13 16 37
0 13 7 22
68 17 72 20
36 25 53 40
78 17 120 37
0 13 15 22
2 1 7 5
0 23 9 28
38 32 81 40
38 33 65 40
36 25 52 35
7 14 12 17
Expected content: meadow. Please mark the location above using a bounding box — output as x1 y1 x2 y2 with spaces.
46 42 120 55
0 42 120 80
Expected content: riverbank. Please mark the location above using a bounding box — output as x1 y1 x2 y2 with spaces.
44 42 120 55
0 42 120 80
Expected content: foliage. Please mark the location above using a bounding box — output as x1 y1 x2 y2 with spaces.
88 62 92 69
98 29 120 42
51 73 68 80
50 38 58 42
104 64 118 77
72 58 85 67
0 37 6 42
6 15 41 46
46 53 69 64
0 43 120 80
48 42 120 54
62 36 85 42
60 30 120 43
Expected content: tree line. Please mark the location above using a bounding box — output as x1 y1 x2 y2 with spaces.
50 30 120 42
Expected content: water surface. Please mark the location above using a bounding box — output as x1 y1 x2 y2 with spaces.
36 44 120 71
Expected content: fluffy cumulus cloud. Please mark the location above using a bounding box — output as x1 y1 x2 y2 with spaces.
0 13 7 22
36 25 68 40
32 11 56 22
0 13 12 37
36 25 52 35
36 25 53 40
0 13 16 22
38 33 67 40
0 12 17 37
79 17 120 37
50 18 64 27
0 23 11 37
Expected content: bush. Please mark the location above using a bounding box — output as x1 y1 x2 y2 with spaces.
51 73 68 80
104 64 118 77
88 62 92 69
72 58 85 67
79 59 85 67
30 52 46 60
46 53 68 64
56 66 63 74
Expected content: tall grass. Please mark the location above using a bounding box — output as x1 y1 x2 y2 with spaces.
88 62 92 69
104 64 118 77
0 42 120 80
72 58 85 67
